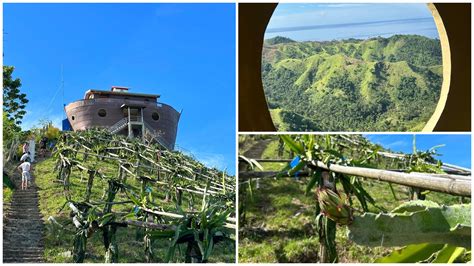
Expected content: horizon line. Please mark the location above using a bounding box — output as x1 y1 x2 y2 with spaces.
266 17 434 34
264 30 439 42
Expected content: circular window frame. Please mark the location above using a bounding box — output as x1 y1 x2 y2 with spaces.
259 3 450 132
152 112 160 121
98 109 107 118
422 3 451 132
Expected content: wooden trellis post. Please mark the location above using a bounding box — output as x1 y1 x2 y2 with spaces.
103 180 120 263
165 172 171 202
185 241 203 263
104 225 118 263
62 165 72 201
71 203 91 263
144 233 153 263
85 170 95 202
176 188 183 206
73 230 87 263
139 178 154 263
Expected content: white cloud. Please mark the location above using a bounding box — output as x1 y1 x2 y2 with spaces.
198 153 227 171
50 114 64 129
268 3 434 33
21 109 64 131
177 146 230 173
323 4 368 8
386 140 408 149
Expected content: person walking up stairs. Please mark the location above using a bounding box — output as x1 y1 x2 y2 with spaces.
3 159 45 263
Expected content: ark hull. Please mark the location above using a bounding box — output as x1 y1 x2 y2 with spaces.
65 97 180 149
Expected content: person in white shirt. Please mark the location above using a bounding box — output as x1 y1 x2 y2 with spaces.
20 152 30 162
17 158 33 190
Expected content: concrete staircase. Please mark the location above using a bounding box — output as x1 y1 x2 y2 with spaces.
3 175 45 263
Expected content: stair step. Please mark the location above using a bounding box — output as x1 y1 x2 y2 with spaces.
5 212 42 215
4 213 43 216
4 214 42 217
4 258 44 261
4 226 44 229
4 219 44 223
3 251 44 254
3 237 44 241
4 178 45 263
10 197 39 200
3 232 44 236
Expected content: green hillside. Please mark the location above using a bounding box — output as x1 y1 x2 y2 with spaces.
262 35 443 131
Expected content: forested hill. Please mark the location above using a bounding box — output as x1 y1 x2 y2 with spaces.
262 35 443 131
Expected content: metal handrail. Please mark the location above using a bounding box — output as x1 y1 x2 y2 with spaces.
109 118 129 134
143 122 172 149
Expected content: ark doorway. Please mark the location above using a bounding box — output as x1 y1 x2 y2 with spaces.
120 104 145 139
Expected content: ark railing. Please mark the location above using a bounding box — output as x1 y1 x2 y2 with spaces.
143 121 173 150
108 118 173 150
129 115 143 122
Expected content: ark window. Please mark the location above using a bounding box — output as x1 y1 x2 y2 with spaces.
152 112 160 121
98 109 107 117
71 115 75 121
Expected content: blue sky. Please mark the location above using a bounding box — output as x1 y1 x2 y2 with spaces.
266 3 439 41
365 134 471 169
4 3 236 174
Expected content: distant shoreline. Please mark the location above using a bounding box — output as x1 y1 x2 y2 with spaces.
264 33 440 44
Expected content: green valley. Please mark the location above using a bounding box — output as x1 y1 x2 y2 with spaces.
262 35 443 131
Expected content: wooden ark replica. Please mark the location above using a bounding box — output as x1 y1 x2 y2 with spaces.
64 86 180 149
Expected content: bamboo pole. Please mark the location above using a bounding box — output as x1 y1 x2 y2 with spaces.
139 207 236 229
122 220 173 230
310 160 470 197
338 135 471 175
239 171 309 179
239 161 471 197
245 159 291 162
239 169 470 182
73 148 234 189
243 157 471 177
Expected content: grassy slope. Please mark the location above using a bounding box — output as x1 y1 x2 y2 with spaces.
34 156 235 263
268 109 285 131
239 140 468 263
3 187 13 205
3 164 18 211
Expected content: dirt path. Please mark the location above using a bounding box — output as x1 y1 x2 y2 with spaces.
243 139 272 159
3 161 45 263
239 138 272 172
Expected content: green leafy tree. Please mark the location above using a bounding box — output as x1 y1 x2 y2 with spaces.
3 112 17 143
3 66 29 126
